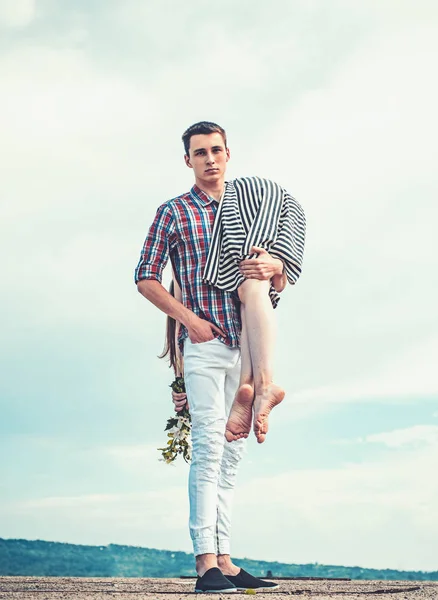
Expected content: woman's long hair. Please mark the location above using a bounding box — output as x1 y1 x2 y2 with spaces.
158 280 180 374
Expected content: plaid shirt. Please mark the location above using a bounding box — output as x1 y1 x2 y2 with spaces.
134 184 241 348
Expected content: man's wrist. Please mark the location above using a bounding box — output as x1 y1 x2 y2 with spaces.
180 308 196 329
273 258 284 276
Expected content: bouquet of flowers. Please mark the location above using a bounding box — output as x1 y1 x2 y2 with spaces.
158 376 192 464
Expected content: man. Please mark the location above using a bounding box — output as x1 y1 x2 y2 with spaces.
135 122 283 593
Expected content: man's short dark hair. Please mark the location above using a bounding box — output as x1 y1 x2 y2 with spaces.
182 121 227 156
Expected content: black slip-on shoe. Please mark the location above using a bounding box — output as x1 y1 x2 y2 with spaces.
195 567 237 593
224 568 280 590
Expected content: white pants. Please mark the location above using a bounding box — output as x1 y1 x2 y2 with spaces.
184 337 246 556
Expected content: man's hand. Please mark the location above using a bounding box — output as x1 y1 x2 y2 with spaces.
137 279 225 343
185 313 225 344
239 246 283 280
172 390 188 413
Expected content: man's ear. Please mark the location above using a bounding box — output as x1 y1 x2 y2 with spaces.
226 147 231 162
184 154 193 169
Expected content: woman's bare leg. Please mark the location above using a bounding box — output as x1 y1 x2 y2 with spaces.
225 305 254 441
238 305 253 388
239 279 284 443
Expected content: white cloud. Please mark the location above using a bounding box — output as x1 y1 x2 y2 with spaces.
365 425 438 448
106 444 159 462
12 487 190 549
0 47 156 145
0 45 158 182
103 443 188 478
0 43 167 328
0 0 35 28
282 335 438 417
334 425 438 448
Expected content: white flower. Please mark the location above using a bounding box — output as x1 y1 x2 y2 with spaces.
159 379 192 464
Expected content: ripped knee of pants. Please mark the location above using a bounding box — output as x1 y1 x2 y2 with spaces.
219 443 245 489
191 425 225 481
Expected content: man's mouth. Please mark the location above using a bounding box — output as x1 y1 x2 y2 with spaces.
205 168 219 173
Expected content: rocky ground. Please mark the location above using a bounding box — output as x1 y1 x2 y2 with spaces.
1 577 437 599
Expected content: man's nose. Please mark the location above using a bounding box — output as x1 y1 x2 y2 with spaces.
206 153 215 164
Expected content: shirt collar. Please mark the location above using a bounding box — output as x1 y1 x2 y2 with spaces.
191 184 223 206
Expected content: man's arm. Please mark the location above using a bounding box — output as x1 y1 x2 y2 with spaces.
239 246 286 291
135 203 225 343
137 279 224 343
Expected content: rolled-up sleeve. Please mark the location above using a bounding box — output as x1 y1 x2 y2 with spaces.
134 203 175 284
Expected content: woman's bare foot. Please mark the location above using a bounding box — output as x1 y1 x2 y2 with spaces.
225 384 254 442
253 384 285 443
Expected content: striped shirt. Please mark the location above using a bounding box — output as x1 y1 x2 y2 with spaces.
134 185 241 348
203 177 306 308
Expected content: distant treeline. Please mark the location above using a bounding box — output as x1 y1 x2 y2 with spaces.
0 538 437 581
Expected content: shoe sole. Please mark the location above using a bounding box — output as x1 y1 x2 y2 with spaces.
195 588 237 593
235 585 279 591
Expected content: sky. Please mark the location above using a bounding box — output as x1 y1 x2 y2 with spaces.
1 0 438 573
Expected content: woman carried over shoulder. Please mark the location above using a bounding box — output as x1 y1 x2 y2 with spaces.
203 176 306 443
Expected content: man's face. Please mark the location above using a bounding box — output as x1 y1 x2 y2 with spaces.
184 132 230 185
